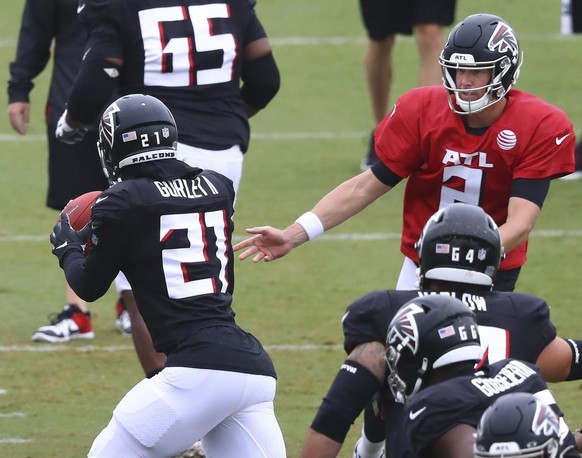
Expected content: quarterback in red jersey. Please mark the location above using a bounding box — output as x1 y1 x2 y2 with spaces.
234 13 575 294
378 85 574 279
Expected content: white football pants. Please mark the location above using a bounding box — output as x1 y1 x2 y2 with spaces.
395 256 420 290
88 367 286 458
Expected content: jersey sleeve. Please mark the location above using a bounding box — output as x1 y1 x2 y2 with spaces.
77 0 124 60
243 7 267 44
68 186 132 301
508 293 557 361
374 89 425 178
8 0 56 102
513 108 575 179
342 291 393 353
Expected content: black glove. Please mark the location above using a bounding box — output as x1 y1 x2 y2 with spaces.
55 110 88 145
50 213 92 264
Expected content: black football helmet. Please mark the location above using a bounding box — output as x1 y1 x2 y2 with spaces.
439 14 523 114
384 295 482 403
97 94 178 183
475 393 561 458
415 203 504 289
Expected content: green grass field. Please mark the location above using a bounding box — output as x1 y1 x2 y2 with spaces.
1 0 582 457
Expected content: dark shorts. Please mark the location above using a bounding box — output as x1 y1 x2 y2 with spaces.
46 126 109 210
359 0 456 40
492 267 522 292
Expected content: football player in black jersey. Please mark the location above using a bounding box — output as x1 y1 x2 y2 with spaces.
300 203 582 458
53 0 281 393
50 94 286 458
384 295 579 457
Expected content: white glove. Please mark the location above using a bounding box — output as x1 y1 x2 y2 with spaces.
55 109 88 144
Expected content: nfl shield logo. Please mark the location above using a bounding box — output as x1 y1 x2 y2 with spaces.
162 127 170 138
478 249 487 261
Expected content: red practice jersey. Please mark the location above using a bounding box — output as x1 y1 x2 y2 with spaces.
375 86 575 270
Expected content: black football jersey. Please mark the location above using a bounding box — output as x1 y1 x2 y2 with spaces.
403 359 578 458
343 289 556 365
342 289 558 456
60 166 275 377
78 0 266 152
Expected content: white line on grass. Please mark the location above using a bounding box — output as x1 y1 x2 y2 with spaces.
0 438 33 444
0 413 25 418
0 344 341 353
0 389 7 395
0 34 580 50
0 131 371 143
2 230 582 244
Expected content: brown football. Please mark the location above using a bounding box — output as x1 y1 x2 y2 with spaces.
61 190 102 230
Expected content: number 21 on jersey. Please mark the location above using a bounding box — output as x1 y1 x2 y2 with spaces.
160 210 230 299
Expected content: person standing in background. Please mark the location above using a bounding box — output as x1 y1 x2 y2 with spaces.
359 0 456 170
6 0 127 343
560 0 582 180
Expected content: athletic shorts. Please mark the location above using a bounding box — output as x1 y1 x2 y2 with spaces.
46 126 109 210
359 0 456 40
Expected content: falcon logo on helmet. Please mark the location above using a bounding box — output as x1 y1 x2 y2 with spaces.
488 23 519 57
99 102 120 149
387 303 424 354
475 393 561 458
532 402 560 438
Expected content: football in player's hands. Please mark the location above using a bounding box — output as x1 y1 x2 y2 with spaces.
61 190 102 229
60 190 102 254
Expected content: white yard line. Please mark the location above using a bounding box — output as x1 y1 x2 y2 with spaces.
2 230 582 244
0 413 25 418
0 344 342 353
0 34 580 50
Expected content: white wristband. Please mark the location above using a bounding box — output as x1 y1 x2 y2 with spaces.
295 211 324 241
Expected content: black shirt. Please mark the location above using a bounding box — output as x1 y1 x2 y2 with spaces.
77 0 267 152
8 0 90 127
60 164 275 377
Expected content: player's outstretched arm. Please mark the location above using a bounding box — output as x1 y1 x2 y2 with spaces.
234 223 309 262
234 170 393 263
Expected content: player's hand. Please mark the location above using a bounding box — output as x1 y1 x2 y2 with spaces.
7 102 30 135
55 109 88 144
50 213 92 263
233 226 293 262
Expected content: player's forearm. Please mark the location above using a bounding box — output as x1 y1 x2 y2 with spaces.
499 197 541 253
310 170 391 233
300 429 343 458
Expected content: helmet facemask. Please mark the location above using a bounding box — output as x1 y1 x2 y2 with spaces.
385 342 428 404
440 58 511 114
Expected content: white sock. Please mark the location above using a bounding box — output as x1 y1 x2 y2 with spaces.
354 426 384 458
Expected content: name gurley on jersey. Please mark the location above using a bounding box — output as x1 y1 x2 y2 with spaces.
154 176 219 199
